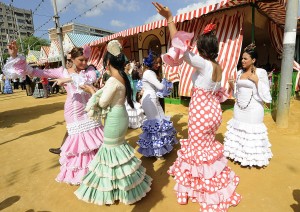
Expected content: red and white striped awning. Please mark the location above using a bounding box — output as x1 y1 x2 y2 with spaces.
89 0 290 47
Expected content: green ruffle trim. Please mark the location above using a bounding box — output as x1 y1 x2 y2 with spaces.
82 166 147 191
90 142 136 167
90 157 142 180
75 175 152 205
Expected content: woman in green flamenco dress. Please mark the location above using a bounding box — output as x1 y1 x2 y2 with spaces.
75 40 152 205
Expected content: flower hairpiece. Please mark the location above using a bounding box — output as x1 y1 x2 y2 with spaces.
244 43 256 52
107 40 122 56
143 50 154 67
83 45 91 58
202 23 216 35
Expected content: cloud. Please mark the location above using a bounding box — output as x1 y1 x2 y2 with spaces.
176 0 221 15
117 0 140 11
110 20 126 27
56 0 139 17
144 14 164 24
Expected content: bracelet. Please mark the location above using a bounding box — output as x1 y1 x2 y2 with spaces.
167 20 174 24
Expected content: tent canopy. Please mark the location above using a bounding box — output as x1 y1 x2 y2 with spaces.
89 0 288 47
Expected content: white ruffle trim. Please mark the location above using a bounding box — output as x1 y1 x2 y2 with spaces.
3 55 33 79
67 119 102 135
224 118 272 167
126 101 145 129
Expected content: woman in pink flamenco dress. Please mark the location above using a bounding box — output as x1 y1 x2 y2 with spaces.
4 41 104 185
153 3 241 211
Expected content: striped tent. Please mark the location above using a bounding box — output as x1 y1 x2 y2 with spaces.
38 46 50 64
88 0 298 96
63 33 101 54
26 50 40 64
48 40 61 63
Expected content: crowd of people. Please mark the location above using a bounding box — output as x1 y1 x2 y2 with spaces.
1 2 276 211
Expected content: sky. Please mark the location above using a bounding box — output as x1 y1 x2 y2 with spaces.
1 0 221 40
2 0 300 41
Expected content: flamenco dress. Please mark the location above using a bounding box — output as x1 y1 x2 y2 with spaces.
75 77 152 205
3 55 104 185
137 70 177 157
125 73 145 129
163 31 241 211
223 69 273 167
3 78 13 94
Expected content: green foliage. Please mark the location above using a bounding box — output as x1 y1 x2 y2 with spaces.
0 53 10 72
16 36 50 55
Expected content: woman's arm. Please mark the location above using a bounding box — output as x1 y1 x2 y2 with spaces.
152 2 177 39
144 70 164 90
99 78 117 108
50 78 72 87
153 2 205 71
255 69 272 103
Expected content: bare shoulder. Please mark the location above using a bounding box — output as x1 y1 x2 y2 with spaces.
212 62 222 82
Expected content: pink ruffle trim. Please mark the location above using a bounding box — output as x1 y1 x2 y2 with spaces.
162 31 194 67
56 125 103 185
61 125 104 156
169 156 228 179
177 138 224 164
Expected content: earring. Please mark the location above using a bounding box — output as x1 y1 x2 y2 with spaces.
251 64 255 73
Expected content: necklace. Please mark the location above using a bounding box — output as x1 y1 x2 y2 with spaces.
236 90 253 110
235 71 253 110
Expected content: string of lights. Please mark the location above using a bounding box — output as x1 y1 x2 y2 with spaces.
32 0 45 15
58 0 75 14
33 0 75 36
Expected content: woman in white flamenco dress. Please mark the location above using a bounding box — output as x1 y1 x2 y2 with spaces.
224 44 273 167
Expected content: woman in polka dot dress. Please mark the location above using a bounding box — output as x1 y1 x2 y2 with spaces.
153 2 241 211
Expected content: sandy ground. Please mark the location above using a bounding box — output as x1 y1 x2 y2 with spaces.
0 89 299 212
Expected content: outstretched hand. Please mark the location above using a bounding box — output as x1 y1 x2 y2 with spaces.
7 40 18 58
80 84 96 94
152 2 172 19
50 78 67 87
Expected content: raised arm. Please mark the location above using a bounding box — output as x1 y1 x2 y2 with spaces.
5 40 64 79
152 2 177 39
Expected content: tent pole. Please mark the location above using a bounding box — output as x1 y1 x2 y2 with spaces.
276 0 298 128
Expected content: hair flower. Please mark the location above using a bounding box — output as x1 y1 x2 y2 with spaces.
107 40 122 56
143 50 154 67
202 23 216 35
83 45 91 58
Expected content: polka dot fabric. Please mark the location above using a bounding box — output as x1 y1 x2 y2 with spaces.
168 87 241 211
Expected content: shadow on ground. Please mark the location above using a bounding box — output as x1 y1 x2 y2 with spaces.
0 102 64 128
0 195 21 211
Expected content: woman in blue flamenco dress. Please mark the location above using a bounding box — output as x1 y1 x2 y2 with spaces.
75 40 152 205
137 51 177 159
3 77 13 94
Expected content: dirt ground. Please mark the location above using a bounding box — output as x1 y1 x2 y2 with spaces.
0 89 299 212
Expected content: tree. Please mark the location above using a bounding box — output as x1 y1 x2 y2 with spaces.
0 53 10 72
16 36 50 55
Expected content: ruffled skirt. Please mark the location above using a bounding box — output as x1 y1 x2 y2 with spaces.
224 118 272 167
125 101 145 129
32 83 45 98
168 87 241 211
3 79 13 94
137 118 177 157
74 142 152 205
56 124 104 185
